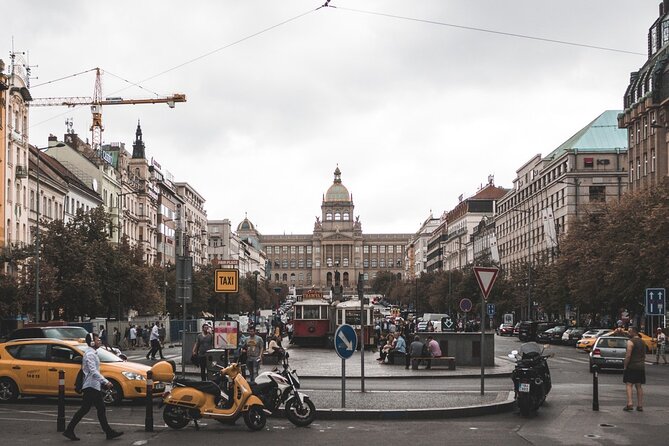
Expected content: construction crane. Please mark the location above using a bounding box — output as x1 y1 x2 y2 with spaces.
29 68 186 150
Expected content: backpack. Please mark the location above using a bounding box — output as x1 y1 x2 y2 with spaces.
74 368 84 394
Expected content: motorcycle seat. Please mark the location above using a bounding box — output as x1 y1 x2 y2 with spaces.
174 379 221 397
250 382 275 394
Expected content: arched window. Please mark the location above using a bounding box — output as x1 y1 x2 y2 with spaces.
282 273 288 282
380 259 385 268
334 213 341 221
326 212 333 221
343 257 349 267
274 273 280 282
290 273 296 283
327 257 333 267
326 272 333 287
343 212 350 221
343 272 349 287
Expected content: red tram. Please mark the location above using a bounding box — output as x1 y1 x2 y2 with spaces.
291 290 376 348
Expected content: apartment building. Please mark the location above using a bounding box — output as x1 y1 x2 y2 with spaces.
175 182 207 267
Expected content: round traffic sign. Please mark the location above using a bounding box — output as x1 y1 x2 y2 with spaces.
460 298 473 313
334 324 357 360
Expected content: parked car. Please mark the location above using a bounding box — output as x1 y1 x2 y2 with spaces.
576 329 612 351
519 321 559 342
561 327 586 346
589 336 628 371
547 326 568 343
536 328 554 343
7 325 126 360
513 323 521 337
0 338 165 404
496 323 514 336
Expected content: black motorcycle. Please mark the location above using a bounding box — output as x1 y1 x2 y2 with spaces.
509 342 553 416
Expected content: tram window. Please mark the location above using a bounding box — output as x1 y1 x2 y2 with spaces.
303 305 321 319
295 307 302 319
337 309 343 325
346 310 361 325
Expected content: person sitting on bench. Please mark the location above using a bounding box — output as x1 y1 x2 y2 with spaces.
425 335 442 369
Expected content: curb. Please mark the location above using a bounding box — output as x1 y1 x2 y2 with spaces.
314 391 517 420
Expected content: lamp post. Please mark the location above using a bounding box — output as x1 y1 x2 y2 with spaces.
252 270 260 322
34 142 65 322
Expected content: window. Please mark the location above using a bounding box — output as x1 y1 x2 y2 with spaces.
298 246 304 254
291 246 296 254
283 246 288 253
380 245 385 254
334 213 341 221
644 153 648 176
371 259 377 268
298 259 304 268
371 245 377 254
290 260 296 268
380 259 385 268
584 158 594 168
302 305 321 319
50 345 81 363
327 257 333 267
343 212 350 221
396 246 402 253
629 162 634 183
343 257 349 267
651 149 656 172
306 246 312 254
363 259 369 268
636 158 641 180
282 260 288 268
282 273 288 282
306 259 312 268
16 344 48 361
326 213 333 221
363 246 369 254
388 245 394 253
589 186 606 203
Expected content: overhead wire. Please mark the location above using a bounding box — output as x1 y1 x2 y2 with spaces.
329 4 646 56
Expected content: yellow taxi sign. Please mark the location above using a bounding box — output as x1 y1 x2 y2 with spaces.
215 269 238 293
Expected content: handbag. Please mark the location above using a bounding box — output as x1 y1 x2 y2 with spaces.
74 368 84 394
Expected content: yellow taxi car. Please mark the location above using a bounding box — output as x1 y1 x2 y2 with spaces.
0 338 165 405
576 329 657 353
576 329 612 351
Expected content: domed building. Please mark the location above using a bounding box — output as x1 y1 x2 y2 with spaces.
240 167 411 295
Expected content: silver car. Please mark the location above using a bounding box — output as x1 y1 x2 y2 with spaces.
589 336 628 371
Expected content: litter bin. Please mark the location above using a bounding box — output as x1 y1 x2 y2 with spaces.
180 331 199 370
205 348 235 380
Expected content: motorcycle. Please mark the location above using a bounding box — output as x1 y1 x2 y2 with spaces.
152 360 269 431
509 342 553 416
251 352 316 427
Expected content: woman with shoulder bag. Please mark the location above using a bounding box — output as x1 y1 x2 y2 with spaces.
192 324 213 381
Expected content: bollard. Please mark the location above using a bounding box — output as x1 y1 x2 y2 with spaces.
592 364 599 411
57 370 66 432
145 370 154 432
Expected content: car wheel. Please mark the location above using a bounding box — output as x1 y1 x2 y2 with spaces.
0 378 19 403
103 380 123 405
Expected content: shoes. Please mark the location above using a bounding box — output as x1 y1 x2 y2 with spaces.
106 430 124 440
623 405 634 411
145 355 150 360
62 431 80 441
150 357 156 360
636 407 643 412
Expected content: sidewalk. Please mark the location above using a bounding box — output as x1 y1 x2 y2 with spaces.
164 340 517 419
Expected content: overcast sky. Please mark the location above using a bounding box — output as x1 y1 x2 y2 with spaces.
2 1 658 235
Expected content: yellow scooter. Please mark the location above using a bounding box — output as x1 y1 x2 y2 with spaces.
152 361 268 431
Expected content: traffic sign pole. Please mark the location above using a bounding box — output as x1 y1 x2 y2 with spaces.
480 292 485 396
341 358 346 408
472 266 499 397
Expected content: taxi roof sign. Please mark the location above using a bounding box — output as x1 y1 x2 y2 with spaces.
215 269 239 293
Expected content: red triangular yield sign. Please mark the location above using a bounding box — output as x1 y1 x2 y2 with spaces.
473 266 499 300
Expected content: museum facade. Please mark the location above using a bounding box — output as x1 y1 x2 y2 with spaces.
236 167 412 295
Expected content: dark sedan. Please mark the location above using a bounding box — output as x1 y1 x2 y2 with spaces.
496 323 514 336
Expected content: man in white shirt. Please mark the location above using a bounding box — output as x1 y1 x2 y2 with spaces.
129 325 137 349
146 322 164 360
63 333 123 441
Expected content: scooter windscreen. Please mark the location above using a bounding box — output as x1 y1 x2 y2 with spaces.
519 342 544 355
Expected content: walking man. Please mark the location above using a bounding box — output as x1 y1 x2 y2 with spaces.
63 333 123 441
146 322 165 360
240 325 264 383
192 324 213 381
655 327 667 365
623 326 646 411
129 325 137 349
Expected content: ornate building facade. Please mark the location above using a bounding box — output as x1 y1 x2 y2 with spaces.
237 167 411 295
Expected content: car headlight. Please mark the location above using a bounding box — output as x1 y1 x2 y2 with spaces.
121 371 146 381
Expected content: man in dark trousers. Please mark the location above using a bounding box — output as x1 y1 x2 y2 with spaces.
63 333 123 441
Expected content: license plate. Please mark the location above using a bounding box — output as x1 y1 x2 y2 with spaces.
154 383 165 390
519 383 530 393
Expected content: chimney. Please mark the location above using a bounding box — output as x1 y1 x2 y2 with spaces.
48 134 58 143
662 1 669 16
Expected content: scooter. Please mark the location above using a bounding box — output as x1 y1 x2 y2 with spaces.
252 352 316 427
509 342 553 417
152 360 268 431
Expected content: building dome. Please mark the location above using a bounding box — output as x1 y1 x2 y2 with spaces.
237 216 255 232
325 166 350 202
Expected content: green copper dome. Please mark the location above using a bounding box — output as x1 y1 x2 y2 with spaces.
325 166 350 202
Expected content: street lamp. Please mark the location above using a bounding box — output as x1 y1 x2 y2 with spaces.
34 142 65 322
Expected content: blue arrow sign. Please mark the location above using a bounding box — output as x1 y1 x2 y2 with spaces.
486 303 496 317
334 324 357 360
645 288 666 315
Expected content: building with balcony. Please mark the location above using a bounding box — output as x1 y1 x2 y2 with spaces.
406 213 440 279
175 182 208 267
619 0 669 191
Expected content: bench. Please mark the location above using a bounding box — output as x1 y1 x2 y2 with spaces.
409 356 456 370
